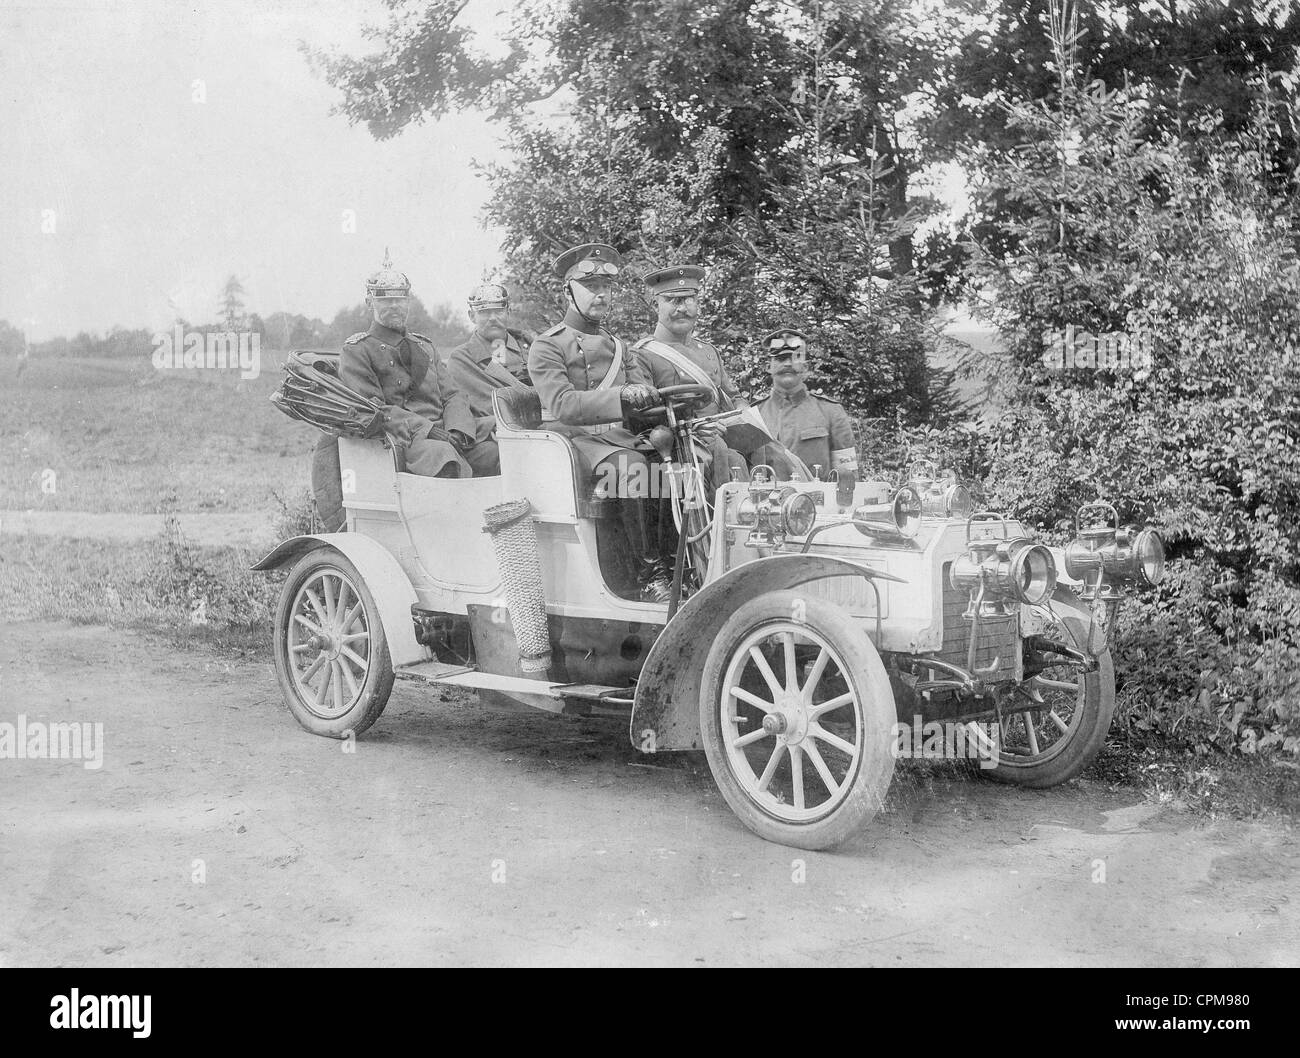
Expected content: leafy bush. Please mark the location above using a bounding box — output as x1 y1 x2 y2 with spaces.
960 70 1300 756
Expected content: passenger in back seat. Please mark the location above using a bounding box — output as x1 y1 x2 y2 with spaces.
445 282 532 452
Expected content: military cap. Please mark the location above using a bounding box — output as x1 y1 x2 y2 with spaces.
553 242 624 281
644 264 704 297
467 282 509 309
366 248 411 298
761 327 810 353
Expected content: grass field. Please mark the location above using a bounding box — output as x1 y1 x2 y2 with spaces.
1 352 314 513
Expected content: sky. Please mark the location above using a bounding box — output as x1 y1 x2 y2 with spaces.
0 0 511 340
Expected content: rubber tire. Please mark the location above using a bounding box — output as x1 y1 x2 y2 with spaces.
699 591 896 850
984 594 1116 788
272 548 394 739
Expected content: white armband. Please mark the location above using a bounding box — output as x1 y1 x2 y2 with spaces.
831 447 858 472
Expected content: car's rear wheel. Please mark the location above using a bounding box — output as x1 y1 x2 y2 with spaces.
699 591 895 850
984 594 1115 788
273 549 394 738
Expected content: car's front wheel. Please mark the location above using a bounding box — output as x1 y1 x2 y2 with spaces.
984 593 1116 788
699 591 896 850
272 549 394 738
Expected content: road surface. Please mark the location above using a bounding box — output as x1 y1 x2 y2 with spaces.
1 621 1295 967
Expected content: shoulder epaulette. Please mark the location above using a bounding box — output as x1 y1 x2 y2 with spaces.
344 332 368 345
408 331 433 343
632 336 651 349
540 323 566 338
813 391 842 405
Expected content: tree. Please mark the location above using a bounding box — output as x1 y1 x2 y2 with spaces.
308 0 958 420
220 275 247 331
961 15 1300 754
920 0 1300 300
0 319 24 357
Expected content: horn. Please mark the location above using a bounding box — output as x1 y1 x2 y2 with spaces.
852 485 922 542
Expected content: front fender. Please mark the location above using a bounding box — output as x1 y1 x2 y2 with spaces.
252 534 427 667
630 554 901 752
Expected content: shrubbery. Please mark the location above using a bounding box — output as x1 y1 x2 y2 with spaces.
950 74 1300 757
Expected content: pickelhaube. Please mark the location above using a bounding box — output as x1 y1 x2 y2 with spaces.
553 242 624 281
467 282 509 310
365 248 411 298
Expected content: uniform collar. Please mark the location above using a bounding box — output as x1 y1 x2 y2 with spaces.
770 383 809 406
562 306 604 336
652 323 698 348
368 320 407 343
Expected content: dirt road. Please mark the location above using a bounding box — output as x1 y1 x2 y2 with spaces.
1 621 1295 967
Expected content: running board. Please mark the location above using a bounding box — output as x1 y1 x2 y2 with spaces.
394 660 634 708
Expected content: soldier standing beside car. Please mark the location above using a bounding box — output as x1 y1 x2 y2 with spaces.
340 255 499 478
752 327 858 505
527 242 674 603
445 282 533 447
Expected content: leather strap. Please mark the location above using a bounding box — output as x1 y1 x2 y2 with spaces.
635 338 719 402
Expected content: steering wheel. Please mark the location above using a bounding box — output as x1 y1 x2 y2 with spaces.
636 382 716 421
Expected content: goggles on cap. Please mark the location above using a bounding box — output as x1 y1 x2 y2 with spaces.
768 336 806 354
570 259 620 279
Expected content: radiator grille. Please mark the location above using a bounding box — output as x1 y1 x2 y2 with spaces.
936 562 1018 680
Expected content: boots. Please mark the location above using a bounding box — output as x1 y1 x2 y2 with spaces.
618 498 672 603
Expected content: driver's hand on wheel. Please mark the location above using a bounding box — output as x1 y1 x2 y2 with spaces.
619 383 660 412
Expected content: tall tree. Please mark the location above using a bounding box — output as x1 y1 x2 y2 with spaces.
219 274 247 331
309 0 956 420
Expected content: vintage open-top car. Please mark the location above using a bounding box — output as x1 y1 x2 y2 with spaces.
259 351 1165 850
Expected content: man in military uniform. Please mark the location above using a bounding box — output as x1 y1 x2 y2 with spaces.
632 264 747 495
752 327 858 502
445 282 533 447
340 254 499 478
527 242 672 602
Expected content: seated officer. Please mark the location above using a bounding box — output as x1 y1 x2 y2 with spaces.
445 282 532 447
527 242 673 603
752 327 858 502
340 254 499 478
632 264 748 496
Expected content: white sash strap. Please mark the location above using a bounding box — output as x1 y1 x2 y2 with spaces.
543 334 626 435
635 338 720 403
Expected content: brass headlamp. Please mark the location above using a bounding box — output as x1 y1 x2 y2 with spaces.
950 513 1058 615
732 467 818 547
905 461 974 519
1064 502 1166 597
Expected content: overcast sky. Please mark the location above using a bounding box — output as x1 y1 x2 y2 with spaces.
0 0 509 340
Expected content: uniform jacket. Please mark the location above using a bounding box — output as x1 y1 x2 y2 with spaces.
340 321 474 447
527 308 652 474
446 330 532 443
753 384 857 478
632 325 745 418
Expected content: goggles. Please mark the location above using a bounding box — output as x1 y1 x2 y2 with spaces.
570 259 620 279
767 337 806 355
470 300 508 311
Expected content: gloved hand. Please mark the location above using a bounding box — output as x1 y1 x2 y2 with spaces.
620 383 660 412
358 409 386 438
448 430 472 453
692 419 722 445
